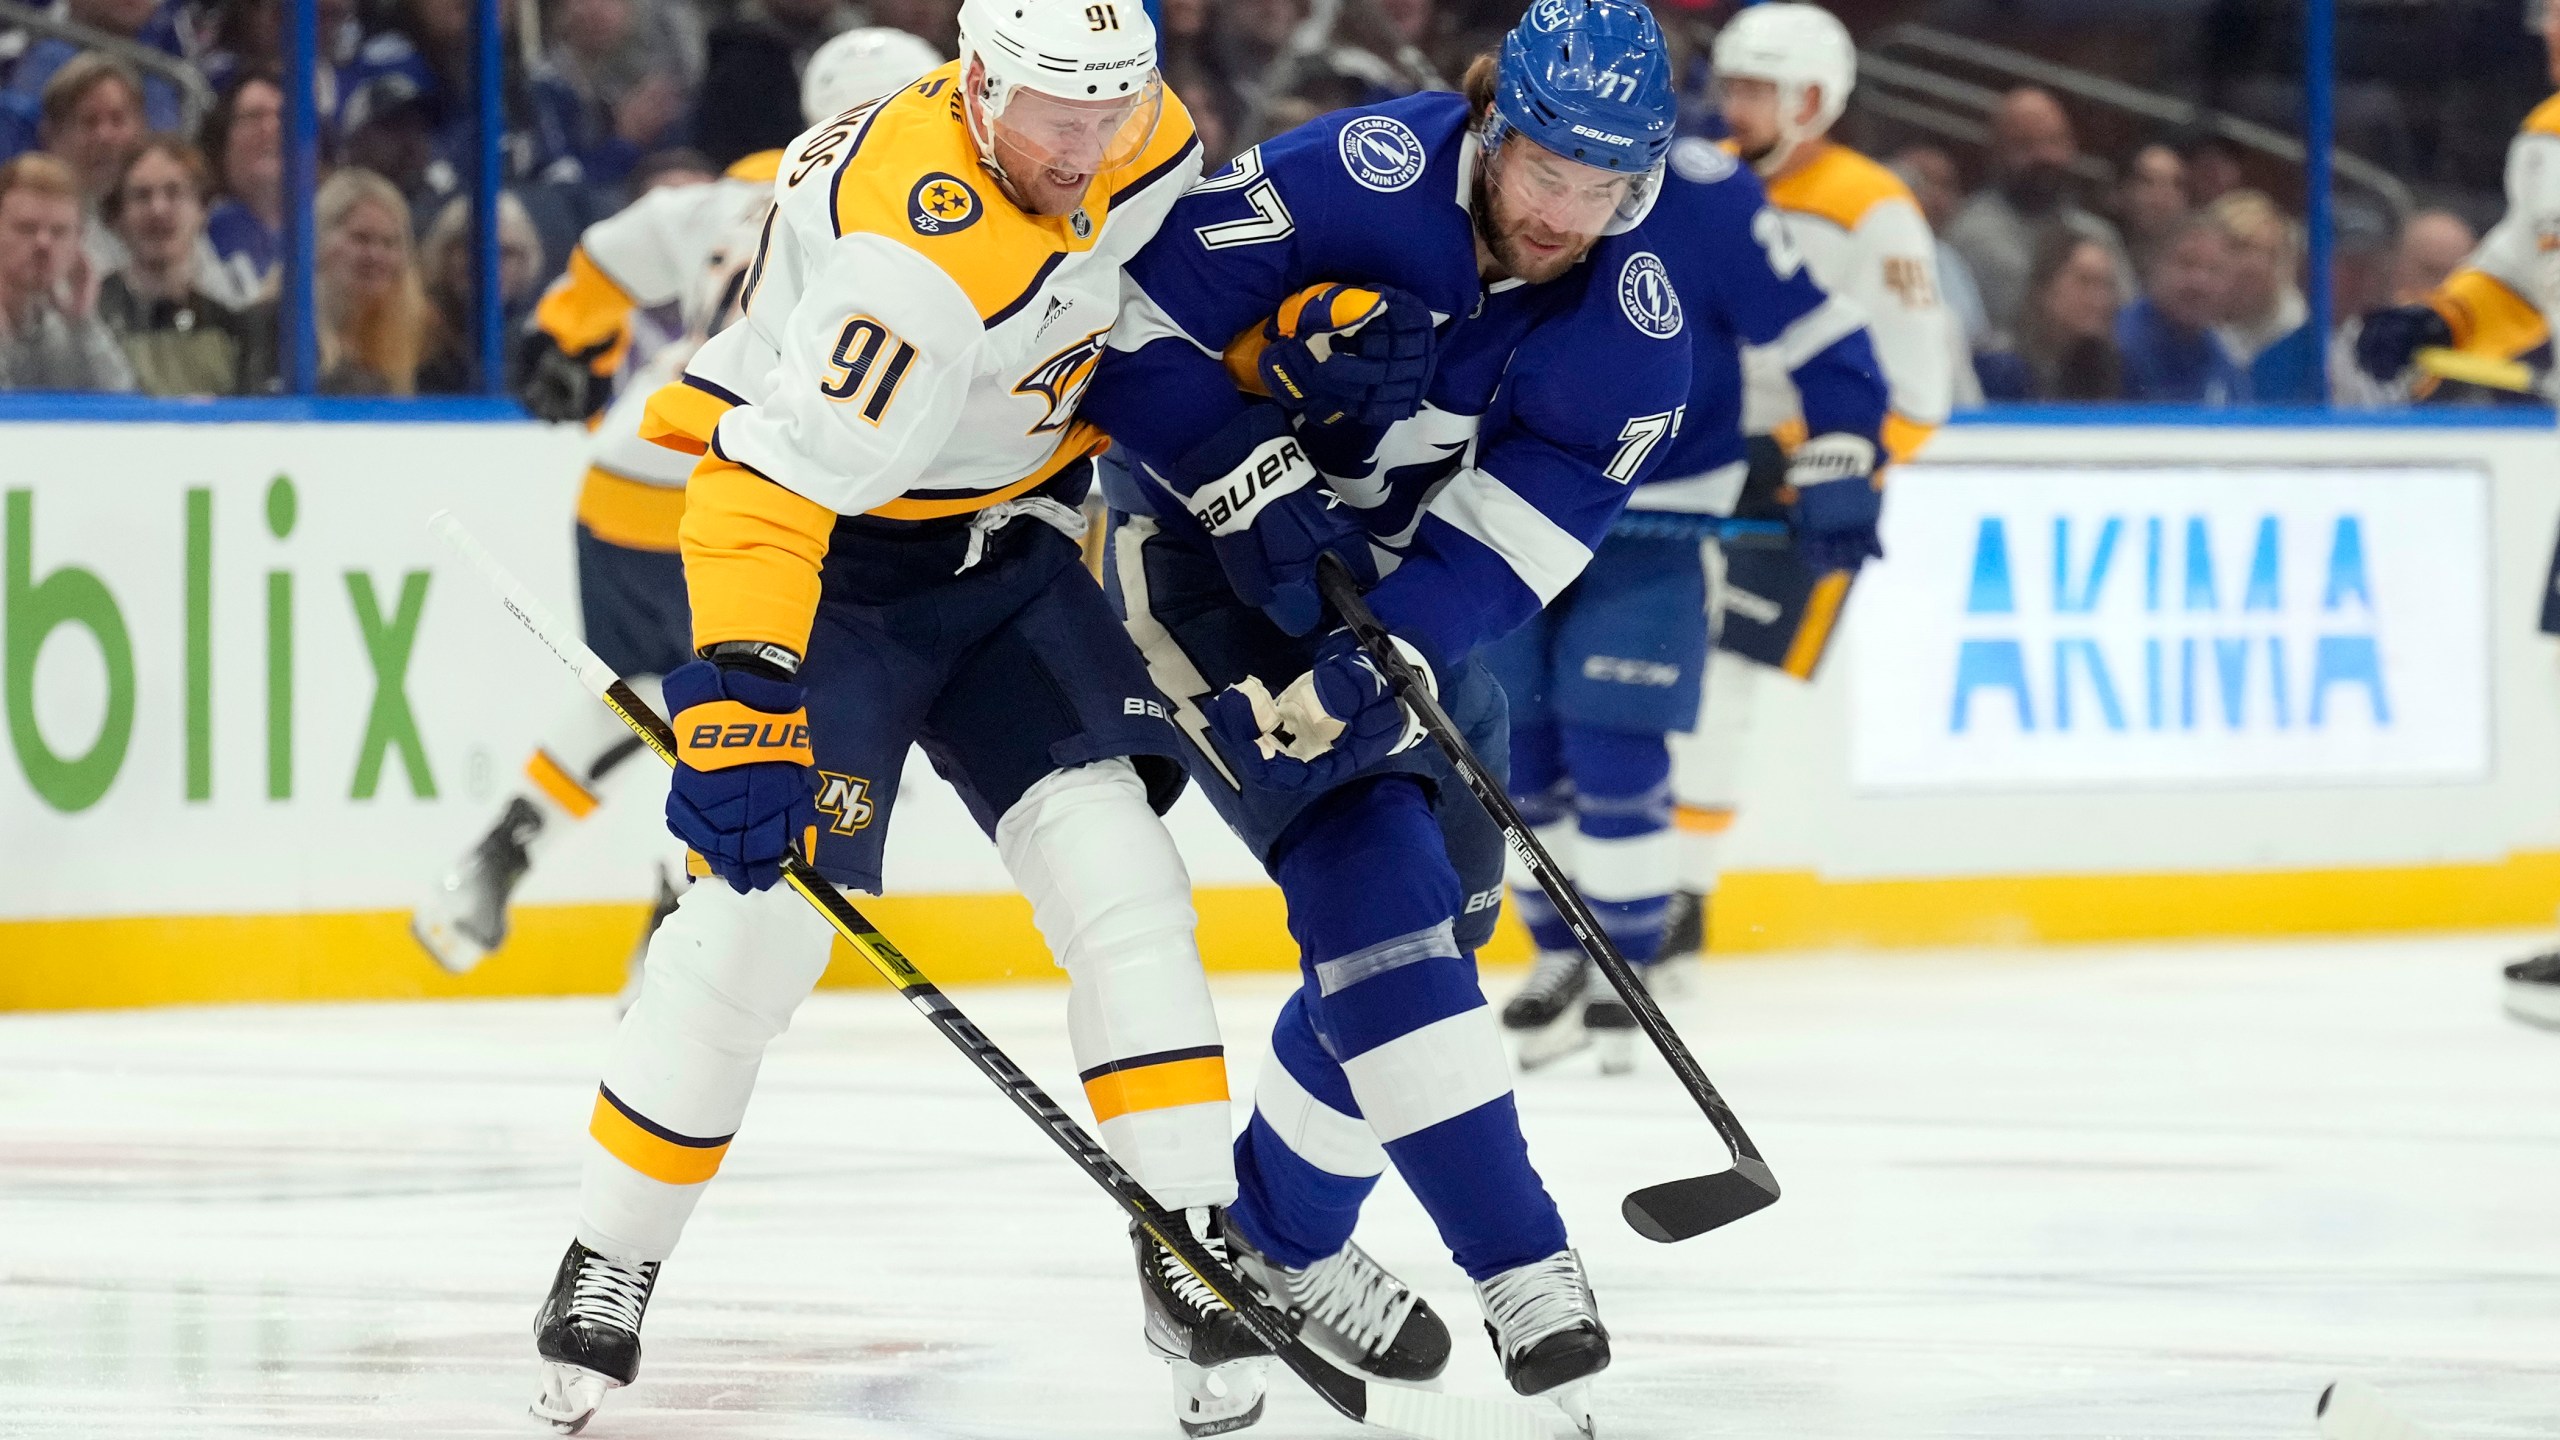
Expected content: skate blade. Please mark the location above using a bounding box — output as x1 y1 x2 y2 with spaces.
2502 981 2560 1030
1171 1356 1269 1437
2317 1380 2443 1440
530 1362 615 1434
409 912 492 976
1546 1379 1595 1439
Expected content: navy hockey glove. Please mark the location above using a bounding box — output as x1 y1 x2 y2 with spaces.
662 658 818 893
1178 404 1378 636
1784 432 1885 573
1248 283 1437 429
2354 304 2453 384
516 327 612 422
1203 628 1433 793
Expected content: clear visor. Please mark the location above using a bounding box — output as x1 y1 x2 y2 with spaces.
1488 135 1640 237
988 73 1165 180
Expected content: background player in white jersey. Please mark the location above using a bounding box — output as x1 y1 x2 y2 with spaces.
1660 1 1954 960
2354 0 2560 1029
521 6 1246 1433
409 28 940 991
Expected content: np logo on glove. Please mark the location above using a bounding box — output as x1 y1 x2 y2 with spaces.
1205 629 1434 792
1240 282 1439 430
1782 432 1885 574
663 658 819 893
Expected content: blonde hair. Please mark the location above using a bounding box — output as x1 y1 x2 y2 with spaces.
2205 188 2298 253
315 167 430 396
0 151 80 209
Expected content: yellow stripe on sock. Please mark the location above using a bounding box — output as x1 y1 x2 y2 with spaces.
525 749 600 819
588 1087 730 1185
1673 804 1735 834
1083 1054 1229 1124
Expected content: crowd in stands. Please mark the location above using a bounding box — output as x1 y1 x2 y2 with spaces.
0 0 2534 408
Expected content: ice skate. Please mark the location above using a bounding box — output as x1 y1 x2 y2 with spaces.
1226 1220 1450 1383
1505 949 1593 1070
412 796 544 974
1136 1209 1272 1435
1475 1248 1608 1434
1658 889 1707 959
613 867 683 1017
2503 951 2560 1029
1585 967 1651 1076
529 1240 660 1433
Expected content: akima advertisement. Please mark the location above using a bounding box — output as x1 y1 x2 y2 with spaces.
1848 463 2492 791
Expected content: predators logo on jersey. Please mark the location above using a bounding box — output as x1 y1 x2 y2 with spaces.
909 173 982 235
1016 327 1112 433
815 771 878 834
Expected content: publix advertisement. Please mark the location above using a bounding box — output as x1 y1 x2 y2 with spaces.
0 421 670 920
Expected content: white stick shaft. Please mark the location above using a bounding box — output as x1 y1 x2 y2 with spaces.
427 510 625 701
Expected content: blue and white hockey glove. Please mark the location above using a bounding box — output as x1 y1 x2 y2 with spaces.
1204 629 1434 793
1247 283 1438 430
1784 432 1885 574
1177 404 1378 636
662 657 819 893
2353 304 2453 384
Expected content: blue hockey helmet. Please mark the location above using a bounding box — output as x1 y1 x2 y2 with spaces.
1488 0 1676 176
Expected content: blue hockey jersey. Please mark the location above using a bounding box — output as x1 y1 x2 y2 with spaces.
1084 91 1693 670
1638 137 1886 501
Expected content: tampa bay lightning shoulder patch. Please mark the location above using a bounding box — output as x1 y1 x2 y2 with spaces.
1617 251 1683 339
1339 115 1427 193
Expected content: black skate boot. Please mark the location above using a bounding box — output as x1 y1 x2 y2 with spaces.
530 1240 660 1434
1659 889 1707 959
2504 951 2560 1029
1504 949 1592 1070
412 796 544 974
1584 965 1653 1076
1475 1248 1609 1437
1224 1217 1450 1383
1136 1208 1273 1436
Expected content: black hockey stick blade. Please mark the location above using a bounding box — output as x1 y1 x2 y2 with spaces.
1622 1156 1782 1243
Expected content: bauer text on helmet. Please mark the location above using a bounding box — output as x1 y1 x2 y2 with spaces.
1713 2 1856 178
801 27 944 127
1474 0 1675 284
956 0 1165 217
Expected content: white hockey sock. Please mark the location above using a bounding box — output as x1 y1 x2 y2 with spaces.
998 759 1236 1212
576 878 836 1263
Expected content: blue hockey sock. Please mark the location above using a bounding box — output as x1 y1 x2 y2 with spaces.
1230 777 1568 1281
1560 724 1675 966
1506 719 1579 954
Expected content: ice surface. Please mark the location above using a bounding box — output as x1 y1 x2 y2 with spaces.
3 934 2556 1438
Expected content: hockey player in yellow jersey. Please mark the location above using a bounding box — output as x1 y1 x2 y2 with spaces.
2355 0 2560 1029
521 5 1271 1433
409 27 941 990
1660 0 1955 961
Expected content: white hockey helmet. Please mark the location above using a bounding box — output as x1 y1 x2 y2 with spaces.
1712 2 1857 176
955 0 1164 188
801 27 944 125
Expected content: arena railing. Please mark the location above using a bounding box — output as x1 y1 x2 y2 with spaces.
0 0 216 133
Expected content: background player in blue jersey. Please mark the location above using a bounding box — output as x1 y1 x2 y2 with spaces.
1487 131 1889 1072
1081 2 1684 1429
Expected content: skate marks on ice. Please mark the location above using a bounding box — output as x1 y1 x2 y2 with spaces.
4 935 2559 1436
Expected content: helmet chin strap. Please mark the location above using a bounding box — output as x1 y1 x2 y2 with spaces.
1749 80 1826 178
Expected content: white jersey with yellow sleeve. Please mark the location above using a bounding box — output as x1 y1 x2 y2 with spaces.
1742 141 1954 462
531 151 786 550
2425 93 2560 366
642 63 1201 658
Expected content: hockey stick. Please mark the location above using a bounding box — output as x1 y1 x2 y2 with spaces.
2413 346 2549 398
1604 512 1791 547
1315 553 1780 1244
428 513 1549 1440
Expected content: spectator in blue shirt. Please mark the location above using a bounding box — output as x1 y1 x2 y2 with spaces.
2116 214 2244 404
8 0 189 132
2208 188 2322 403
201 71 280 299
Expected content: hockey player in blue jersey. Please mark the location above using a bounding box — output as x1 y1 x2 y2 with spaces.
1080 1 1684 1429
1488 131 1889 1070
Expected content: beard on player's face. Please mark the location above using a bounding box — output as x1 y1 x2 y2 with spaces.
1472 141 1620 284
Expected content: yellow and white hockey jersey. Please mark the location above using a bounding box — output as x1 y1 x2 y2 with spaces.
1742 141 1954 462
642 63 1200 657
531 152 785 552
2422 93 2560 365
